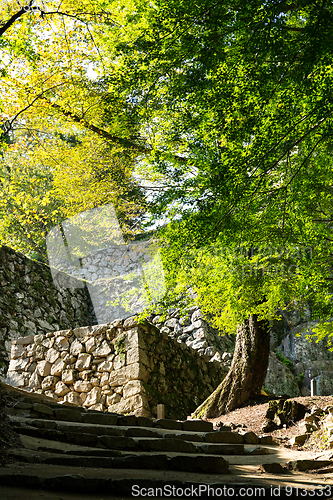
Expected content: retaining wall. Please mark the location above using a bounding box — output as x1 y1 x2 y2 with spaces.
0 245 95 380
6 318 227 419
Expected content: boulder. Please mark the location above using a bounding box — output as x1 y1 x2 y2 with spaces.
264 353 300 397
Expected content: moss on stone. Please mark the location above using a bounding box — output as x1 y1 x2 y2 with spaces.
114 334 126 360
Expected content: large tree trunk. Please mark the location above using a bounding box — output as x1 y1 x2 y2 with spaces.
192 314 270 419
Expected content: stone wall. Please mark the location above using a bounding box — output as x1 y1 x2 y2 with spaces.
279 320 333 396
148 308 233 364
0 245 95 380
6 318 227 420
49 240 165 324
264 353 300 397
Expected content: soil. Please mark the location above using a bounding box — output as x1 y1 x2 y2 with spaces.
0 410 21 466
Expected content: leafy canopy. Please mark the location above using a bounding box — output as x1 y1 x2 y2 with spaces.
1 0 333 339
111 0 333 336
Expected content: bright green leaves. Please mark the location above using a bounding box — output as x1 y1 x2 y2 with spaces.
119 0 333 335
0 146 62 260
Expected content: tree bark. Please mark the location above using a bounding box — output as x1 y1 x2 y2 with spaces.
192 314 270 419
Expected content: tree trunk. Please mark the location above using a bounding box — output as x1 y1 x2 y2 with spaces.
192 314 270 419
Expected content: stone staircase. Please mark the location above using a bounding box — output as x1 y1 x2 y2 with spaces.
5 394 265 474
0 382 283 497
3 383 332 498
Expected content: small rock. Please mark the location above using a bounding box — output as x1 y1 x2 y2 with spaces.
204 346 216 357
62 369 74 384
36 360 51 377
107 393 121 405
262 419 278 433
70 339 84 356
289 434 310 447
123 316 138 329
260 463 287 473
41 375 58 391
191 339 207 350
259 435 273 445
165 318 178 329
97 360 113 372
75 353 92 371
92 340 112 357
54 336 69 351
210 352 221 362
5 371 25 388
55 381 70 397
83 387 102 407
44 391 59 401
311 406 324 417
64 391 82 405
88 403 104 411
74 380 92 393
45 348 60 364
240 431 259 444
50 358 66 377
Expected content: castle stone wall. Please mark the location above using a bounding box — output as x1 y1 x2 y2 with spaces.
0 245 95 380
6 318 227 419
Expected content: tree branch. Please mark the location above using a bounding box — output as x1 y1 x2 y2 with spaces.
0 0 34 37
44 98 186 163
47 100 152 153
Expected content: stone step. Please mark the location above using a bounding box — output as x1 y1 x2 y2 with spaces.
11 415 247 443
2 466 265 497
4 404 214 432
27 416 210 441
13 423 245 455
9 447 229 473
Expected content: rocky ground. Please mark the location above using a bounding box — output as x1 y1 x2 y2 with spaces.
211 395 333 451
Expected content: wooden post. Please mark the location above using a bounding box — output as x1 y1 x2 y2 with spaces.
311 379 317 396
157 404 165 419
